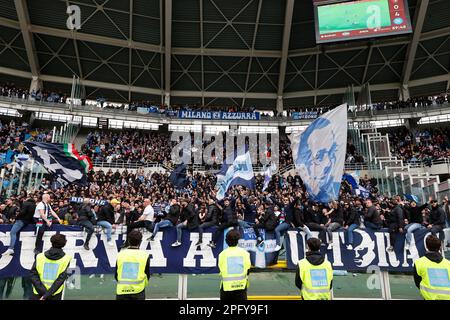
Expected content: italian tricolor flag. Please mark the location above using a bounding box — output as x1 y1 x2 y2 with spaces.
63 143 93 173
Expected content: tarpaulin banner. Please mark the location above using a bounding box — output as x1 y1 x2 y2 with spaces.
178 111 260 120
0 225 278 278
286 228 431 272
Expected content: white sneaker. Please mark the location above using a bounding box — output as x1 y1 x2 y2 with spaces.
404 243 410 251
346 245 353 250
386 246 394 252
3 249 14 255
327 243 333 250
171 241 182 247
274 245 282 251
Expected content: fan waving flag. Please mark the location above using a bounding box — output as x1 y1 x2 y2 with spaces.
24 142 93 186
291 104 348 203
216 151 255 200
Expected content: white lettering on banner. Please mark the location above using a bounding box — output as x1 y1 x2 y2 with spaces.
287 231 299 265
60 231 99 268
383 233 400 267
183 233 216 267
331 233 345 267
102 234 120 267
142 232 167 267
19 232 36 270
402 235 420 267
354 229 376 267
374 232 388 267
0 231 13 270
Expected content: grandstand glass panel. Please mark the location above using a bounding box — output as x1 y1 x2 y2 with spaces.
332 272 382 299
388 274 423 300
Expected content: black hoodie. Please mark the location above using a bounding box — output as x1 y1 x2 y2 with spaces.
295 251 333 291
30 248 70 300
413 251 444 289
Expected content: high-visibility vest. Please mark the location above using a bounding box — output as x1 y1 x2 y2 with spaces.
218 246 251 292
298 257 333 300
116 249 149 295
414 255 450 300
33 253 72 296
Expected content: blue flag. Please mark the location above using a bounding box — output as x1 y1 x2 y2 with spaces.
216 151 255 200
405 194 420 203
291 104 348 203
169 163 188 188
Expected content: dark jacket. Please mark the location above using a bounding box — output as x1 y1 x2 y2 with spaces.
292 206 306 227
329 207 344 225
205 204 220 225
30 248 70 300
220 205 238 224
16 198 36 224
78 204 94 222
404 203 428 224
413 251 444 289
305 207 327 225
97 203 115 224
365 206 382 226
429 205 446 227
344 207 359 226
181 204 199 229
385 205 404 228
295 251 333 291
165 204 181 225
257 207 278 231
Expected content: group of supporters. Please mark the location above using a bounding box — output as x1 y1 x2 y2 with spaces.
2 171 449 258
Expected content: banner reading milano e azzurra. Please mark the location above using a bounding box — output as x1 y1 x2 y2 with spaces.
178 110 260 120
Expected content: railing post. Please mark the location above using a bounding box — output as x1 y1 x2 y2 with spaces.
178 274 188 300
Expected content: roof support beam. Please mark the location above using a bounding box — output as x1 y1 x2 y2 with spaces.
276 0 295 114
128 0 133 102
14 0 40 77
164 0 172 106
400 0 429 99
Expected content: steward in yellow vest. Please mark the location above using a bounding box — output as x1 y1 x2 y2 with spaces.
115 230 150 300
218 229 251 300
295 237 333 300
413 235 450 300
30 233 72 300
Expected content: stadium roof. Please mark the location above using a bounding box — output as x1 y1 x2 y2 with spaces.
0 0 449 109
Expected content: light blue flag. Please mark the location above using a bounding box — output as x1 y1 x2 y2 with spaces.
216 151 255 200
291 104 348 203
262 162 277 191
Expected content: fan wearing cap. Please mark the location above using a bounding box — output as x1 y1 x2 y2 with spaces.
96 199 121 245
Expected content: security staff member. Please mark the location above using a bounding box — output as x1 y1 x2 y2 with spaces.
413 235 450 300
115 230 150 300
30 233 72 300
295 237 333 300
218 229 251 300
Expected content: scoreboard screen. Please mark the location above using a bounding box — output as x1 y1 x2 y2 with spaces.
314 0 412 44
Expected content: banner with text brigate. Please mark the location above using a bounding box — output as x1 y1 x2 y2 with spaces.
285 228 430 272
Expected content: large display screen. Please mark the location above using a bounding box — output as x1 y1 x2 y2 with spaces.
314 0 412 43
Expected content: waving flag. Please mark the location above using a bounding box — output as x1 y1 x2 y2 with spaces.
169 163 188 188
291 104 348 203
24 142 92 186
262 162 277 192
216 151 255 200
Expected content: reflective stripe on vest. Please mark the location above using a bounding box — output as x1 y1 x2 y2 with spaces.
218 247 251 292
415 256 450 300
298 258 333 300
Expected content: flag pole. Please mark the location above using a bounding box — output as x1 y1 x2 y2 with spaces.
17 162 25 195
52 126 56 143
27 159 34 192
0 168 5 197
7 160 16 197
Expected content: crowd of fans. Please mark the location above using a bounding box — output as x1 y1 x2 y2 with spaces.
387 128 450 165
2 82 449 119
1 167 449 256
